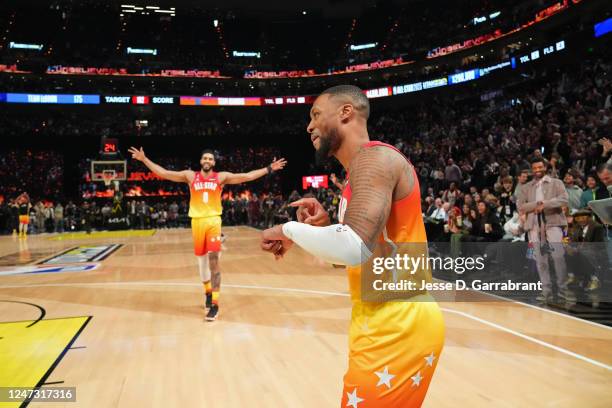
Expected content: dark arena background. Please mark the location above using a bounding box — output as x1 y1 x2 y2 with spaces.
0 0 611 407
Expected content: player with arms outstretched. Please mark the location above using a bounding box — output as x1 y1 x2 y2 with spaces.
261 85 444 407
129 147 287 321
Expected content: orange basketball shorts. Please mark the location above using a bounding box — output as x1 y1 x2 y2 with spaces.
191 216 222 256
19 215 30 225
341 296 445 407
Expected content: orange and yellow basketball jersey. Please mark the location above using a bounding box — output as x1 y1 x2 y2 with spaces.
339 141 428 302
188 171 222 218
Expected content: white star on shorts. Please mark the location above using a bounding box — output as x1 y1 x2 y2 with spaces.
346 388 364 408
411 371 423 387
424 352 436 367
375 366 395 389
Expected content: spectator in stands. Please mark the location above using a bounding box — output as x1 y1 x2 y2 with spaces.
596 162 612 193
34 202 45 233
444 158 462 187
65 201 77 231
514 170 530 199
503 211 526 242
445 206 467 258
461 204 475 231
101 203 112 226
168 201 179 228
262 194 275 228
461 201 503 243
428 198 446 222
137 200 148 229
441 182 460 207
431 167 445 192
566 209 604 292
81 201 93 234
563 171 583 213
247 194 261 227
498 176 516 224
8 199 19 235
423 197 435 217
128 200 137 228
580 175 608 209
463 193 474 209
517 158 569 304
54 202 64 233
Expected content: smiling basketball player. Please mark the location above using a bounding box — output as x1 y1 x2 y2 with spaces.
129 147 286 321
260 85 445 407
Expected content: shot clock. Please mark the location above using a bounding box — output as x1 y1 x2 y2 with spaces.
100 137 119 157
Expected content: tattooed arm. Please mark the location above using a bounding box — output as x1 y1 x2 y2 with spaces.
343 146 407 250
261 145 412 264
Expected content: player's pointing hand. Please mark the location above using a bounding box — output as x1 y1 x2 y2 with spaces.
290 198 331 227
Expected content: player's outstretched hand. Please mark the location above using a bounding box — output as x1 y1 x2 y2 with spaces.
290 198 331 227
261 224 293 260
270 157 288 172
128 147 146 162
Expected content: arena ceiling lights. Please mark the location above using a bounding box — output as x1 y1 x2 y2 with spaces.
0 36 569 107
120 5 175 17
349 42 377 51
126 47 158 56
232 51 261 58
9 42 43 51
471 11 501 26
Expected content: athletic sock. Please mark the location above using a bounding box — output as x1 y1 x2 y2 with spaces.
212 291 219 305
204 281 212 294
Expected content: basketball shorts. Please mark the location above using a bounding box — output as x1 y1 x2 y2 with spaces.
341 296 445 407
18 215 29 225
191 216 222 256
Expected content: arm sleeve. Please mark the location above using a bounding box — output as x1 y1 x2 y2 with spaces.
282 221 373 266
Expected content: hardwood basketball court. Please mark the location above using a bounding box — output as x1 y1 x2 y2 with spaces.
0 226 611 407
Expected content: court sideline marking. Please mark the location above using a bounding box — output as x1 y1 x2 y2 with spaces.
239 225 612 332
0 281 610 371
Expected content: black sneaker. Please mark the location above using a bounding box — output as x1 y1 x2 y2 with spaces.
206 304 219 321
536 293 553 304
205 293 212 309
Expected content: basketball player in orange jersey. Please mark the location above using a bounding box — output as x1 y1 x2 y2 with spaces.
17 193 31 239
260 85 445 407
128 147 287 321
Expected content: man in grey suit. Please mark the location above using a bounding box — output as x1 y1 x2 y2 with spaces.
517 158 570 303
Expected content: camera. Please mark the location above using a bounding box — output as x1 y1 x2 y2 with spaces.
540 242 553 255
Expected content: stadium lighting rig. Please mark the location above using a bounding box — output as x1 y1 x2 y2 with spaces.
120 4 175 17
350 42 377 51
9 42 43 50
232 51 261 58
470 11 501 26
127 47 158 56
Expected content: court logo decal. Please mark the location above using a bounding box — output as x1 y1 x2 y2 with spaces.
0 249 65 267
38 244 122 265
0 306 91 408
0 263 100 277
